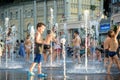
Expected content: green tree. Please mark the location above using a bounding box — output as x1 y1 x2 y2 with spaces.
90 5 96 11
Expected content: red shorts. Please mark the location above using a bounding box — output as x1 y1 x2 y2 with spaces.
55 48 61 53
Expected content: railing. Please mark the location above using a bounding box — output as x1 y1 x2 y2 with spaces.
59 17 84 23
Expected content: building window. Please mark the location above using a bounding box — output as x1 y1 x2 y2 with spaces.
16 11 18 19
1 13 4 20
5 12 7 17
31 9 33 17
118 7 120 11
27 11 31 17
24 9 32 18
115 0 117 3
24 10 27 18
10 12 12 19
112 0 114 3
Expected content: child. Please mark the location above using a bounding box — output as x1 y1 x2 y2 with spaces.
95 48 102 62
19 40 26 58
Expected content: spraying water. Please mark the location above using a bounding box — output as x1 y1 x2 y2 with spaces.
5 17 9 67
84 10 89 72
67 10 106 74
30 26 35 61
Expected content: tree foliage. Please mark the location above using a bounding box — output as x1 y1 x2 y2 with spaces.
90 5 96 11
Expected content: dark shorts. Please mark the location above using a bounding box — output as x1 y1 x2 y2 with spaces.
34 53 42 63
108 51 117 57
104 49 109 58
44 44 51 49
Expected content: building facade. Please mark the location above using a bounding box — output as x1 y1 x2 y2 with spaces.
111 0 120 25
0 0 103 40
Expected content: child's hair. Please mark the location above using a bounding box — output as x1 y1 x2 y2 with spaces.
113 25 117 33
16 40 19 43
21 40 24 43
26 34 30 39
95 48 102 53
36 22 46 29
0 40 3 42
47 30 51 34
74 30 79 35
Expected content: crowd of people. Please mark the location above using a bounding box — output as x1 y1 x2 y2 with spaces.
0 22 119 76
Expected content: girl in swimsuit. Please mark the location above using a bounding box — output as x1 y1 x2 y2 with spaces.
25 35 32 61
6 28 12 58
52 36 61 62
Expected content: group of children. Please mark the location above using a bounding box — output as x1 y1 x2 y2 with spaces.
68 31 102 64
0 22 120 76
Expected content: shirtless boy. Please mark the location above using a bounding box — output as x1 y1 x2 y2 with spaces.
72 31 81 64
104 31 111 66
43 30 52 63
107 26 120 74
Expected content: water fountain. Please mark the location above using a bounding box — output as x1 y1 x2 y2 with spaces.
30 26 35 62
0 18 25 70
67 10 106 74
60 38 66 77
55 23 59 63
11 25 17 61
43 8 62 68
0 26 3 65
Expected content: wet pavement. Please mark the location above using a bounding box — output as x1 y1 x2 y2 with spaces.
0 55 120 80
0 69 120 80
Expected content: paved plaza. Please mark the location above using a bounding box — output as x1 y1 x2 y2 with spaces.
0 54 120 80
0 70 120 80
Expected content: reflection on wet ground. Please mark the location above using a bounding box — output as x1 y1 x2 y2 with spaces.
0 56 120 80
0 70 120 80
